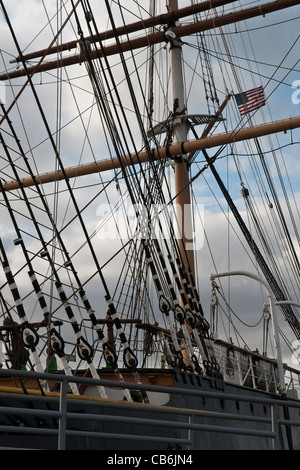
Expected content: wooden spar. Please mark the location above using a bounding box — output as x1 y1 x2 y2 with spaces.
10 0 239 64
1 0 298 81
2 116 300 192
166 0 195 369
167 0 196 312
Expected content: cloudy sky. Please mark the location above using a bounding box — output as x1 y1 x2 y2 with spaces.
0 1 300 372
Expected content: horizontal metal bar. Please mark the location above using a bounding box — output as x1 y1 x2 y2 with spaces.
0 425 58 436
65 425 273 441
65 408 272 427
1 367 298 408
0 447 41 450
277 419 300 427
0 405 62 418
65 429 191 445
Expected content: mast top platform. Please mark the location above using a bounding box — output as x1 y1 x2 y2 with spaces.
147 114 224 137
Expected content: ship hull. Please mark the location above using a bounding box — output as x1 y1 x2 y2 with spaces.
0 370 299 450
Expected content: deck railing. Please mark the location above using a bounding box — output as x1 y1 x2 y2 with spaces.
212 340 300 398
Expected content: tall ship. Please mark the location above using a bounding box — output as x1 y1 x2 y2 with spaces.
0 0 299 450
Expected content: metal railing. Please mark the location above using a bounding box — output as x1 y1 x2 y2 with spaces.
0 368 300 450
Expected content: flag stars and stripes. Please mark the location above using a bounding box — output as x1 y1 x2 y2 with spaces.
234 86 266 116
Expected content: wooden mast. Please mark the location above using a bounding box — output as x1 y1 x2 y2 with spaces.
166 0 200 373
167 0 195 283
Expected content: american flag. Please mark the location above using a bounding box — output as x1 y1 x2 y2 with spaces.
234 86 265 116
